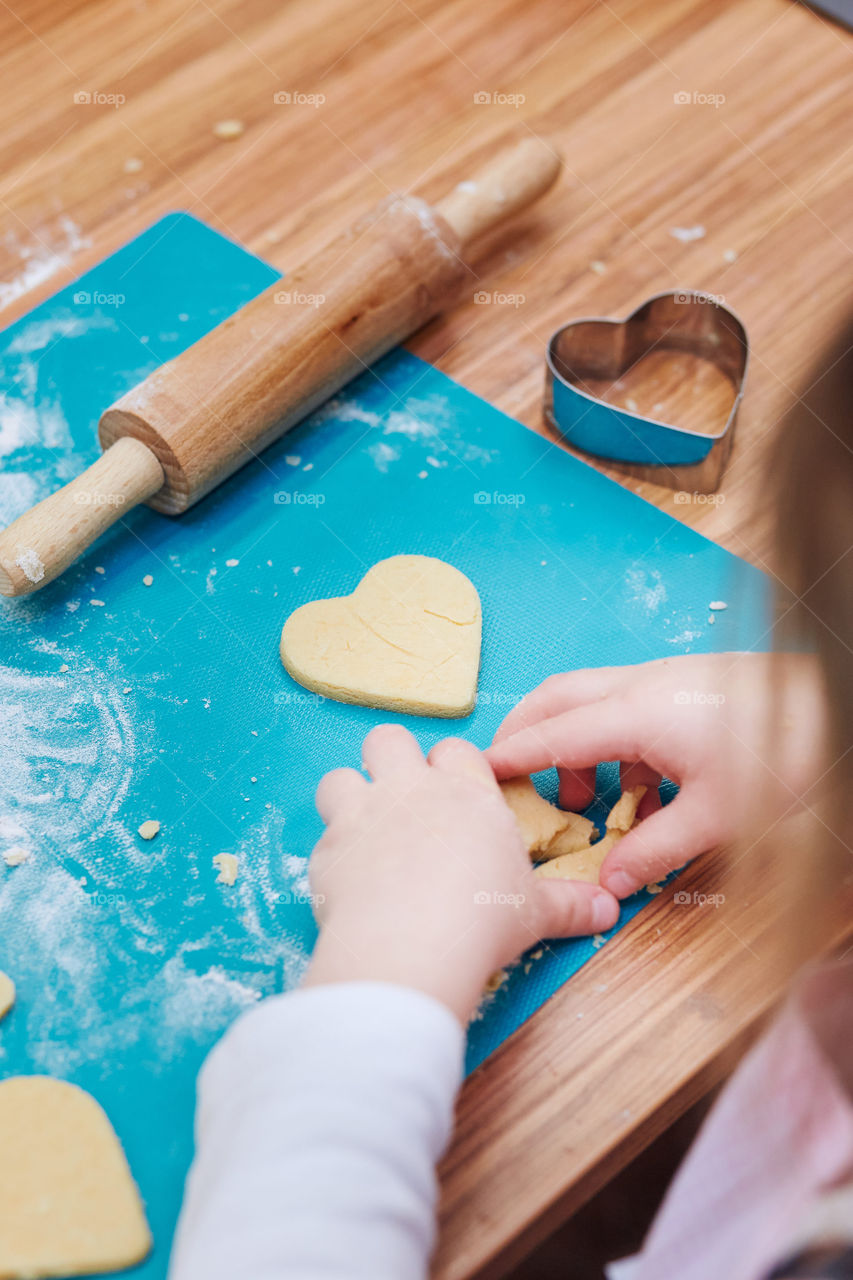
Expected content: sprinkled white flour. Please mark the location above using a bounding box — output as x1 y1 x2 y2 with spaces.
367 441 399 472
668 628 703 645
320 401 381 428
0 217 91 314
14 548 45 583
625 566 667 614
0 663 138 862
383 409 438 440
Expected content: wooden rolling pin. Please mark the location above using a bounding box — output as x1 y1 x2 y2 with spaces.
0 137 561 596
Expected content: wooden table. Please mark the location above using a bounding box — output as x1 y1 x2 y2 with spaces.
2 0 852 1275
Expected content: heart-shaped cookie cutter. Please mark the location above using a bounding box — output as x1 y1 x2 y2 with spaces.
545 290 749 492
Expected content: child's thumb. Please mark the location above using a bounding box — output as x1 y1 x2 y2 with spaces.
599 791 714 898
533 878 620 940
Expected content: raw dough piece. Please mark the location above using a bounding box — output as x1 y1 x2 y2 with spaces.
280 555 481 718
3 846 30 867
213 853 239 885
0 1077 151 1278
535 785 647 884
500 776 596 858
0 972 14 1021
606 784 646 834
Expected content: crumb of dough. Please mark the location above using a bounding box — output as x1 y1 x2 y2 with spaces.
90 599 105 607
669 225 705 242
14 548 45 583
3 846 31 867
225 558 239 567
0 1077 151 1275
137 820 160 840
645 882 664 894
142 574 153 586
213 853 239 885
59 663 69 673
592 933 606 949
213 119 244 140
95 566 105 575
589 259 607 274
723 248 738 263
0 971 15 1020
484 968 507 993
124 157 143 173
709 600 728 610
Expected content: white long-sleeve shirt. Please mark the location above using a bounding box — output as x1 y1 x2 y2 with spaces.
171 965 853 1280
170 983 465 1280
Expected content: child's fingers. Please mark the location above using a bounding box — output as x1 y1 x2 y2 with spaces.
492 669 619 744
533 879 620 940
315 768 370 823
557 765 597 811
486 701 638 780
598 791 717 897
361 723 425 781
428 737 500 794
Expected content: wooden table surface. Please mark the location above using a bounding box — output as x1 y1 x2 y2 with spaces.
2 0 852 1276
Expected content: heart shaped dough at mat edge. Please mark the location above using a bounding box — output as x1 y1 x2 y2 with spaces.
280 555 482 718
0 1076 151 1279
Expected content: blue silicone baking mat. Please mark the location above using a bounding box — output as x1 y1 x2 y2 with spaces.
0 212 771 1277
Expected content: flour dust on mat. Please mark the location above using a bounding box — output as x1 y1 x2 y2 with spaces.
0 663 137 863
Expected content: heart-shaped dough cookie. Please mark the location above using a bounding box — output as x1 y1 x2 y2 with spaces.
280 554 481 717
0 1076 151 1278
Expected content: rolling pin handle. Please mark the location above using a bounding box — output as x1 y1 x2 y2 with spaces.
0 438 164 597
435 136 562 247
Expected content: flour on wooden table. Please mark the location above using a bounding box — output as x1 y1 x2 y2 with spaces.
0 217 91 314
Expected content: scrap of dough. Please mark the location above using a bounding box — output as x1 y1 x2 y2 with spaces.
607 784 646 833
0 1077 151 1278
3 846 31 867
536 829 622 883
500 776 596 859
0 972 14 1021
535 786 647 885
137 820 160 840
280 555 481 718
213 853 239 886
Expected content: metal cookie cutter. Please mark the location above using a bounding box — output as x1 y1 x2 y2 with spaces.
545 290 749 493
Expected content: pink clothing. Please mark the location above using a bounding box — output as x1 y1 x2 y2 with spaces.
611 958 853 1279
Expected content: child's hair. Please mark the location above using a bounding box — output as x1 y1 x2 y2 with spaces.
769 313 853 956
776 314 853 783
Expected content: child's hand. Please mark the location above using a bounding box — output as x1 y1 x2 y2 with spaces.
486 652 826 899
303 725 619 1024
